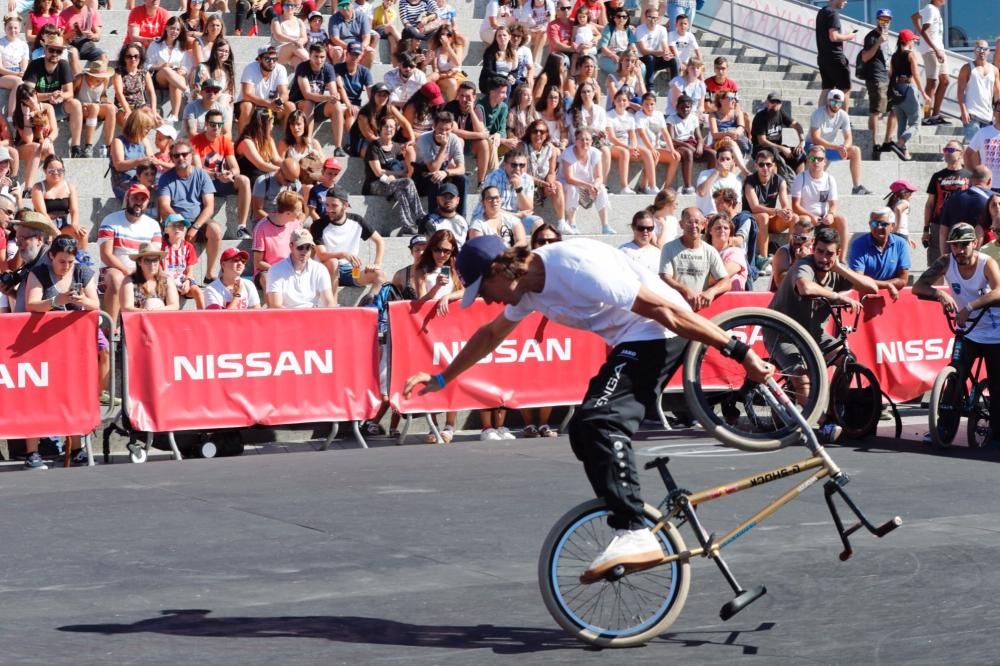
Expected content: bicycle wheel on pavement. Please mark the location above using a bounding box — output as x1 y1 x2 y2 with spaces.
829 362 882 440
683 307 829 451
966 379 991 448
929 366 964 448
538 499 691 648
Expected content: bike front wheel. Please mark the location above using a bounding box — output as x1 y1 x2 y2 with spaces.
966 379 991 448
683 307 829 451
830 362 882 440
929 365 963 448
538 500 691 647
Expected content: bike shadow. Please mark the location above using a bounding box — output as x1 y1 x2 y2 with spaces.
58 609 774 655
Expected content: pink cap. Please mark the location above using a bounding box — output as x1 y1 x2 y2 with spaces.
889 179 918 193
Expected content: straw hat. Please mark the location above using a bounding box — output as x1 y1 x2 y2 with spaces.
128 242 166 262
14 210 59 237
83 61 114 79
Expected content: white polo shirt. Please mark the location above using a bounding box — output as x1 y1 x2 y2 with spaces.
266 257 332 309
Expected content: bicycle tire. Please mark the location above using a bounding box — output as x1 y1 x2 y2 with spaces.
929 366 963 448
682 307 829 451
538 499 690 648
830 362 882 440
966 379 991 449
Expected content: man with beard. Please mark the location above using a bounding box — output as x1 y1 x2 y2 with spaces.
98 184 162 327
914 222 1000 449
422 182 468 246
938 165 993 256
769 218 814 291
236 46 293 135
1 211 58 314
923 139 970 264
751 92 806 177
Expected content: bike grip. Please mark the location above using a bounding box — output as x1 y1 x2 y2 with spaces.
874 516 903 538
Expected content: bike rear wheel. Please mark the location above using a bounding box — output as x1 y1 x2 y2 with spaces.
683 307 829 451
966 379 991 448
929 366 963 448
830 362 882 440
538 500 690 647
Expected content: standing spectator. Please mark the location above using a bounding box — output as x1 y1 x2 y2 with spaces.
383 52 427 108
156 137 221 282
160 213 205 309
252 157 302 219
422 182 468 245
619 208 660 274
266 227 336 308
127 0 170 49
413 110 467 217
791 145 849 259
98 183 161 326
750 92 806 177
847 206 910 301
694 146 742 215
667 0 697 27
885 29 930 162
886 179 919 250
635 7 674 89
957 41 1000 145
911 0 948 125
191 109 252 240
313 187 386 293
363 115 425 235
658 206 730 311
251 190 303 290
705 212 748 292
857 8 894 161
60 0 104 66
814 0 856 111
938 165 992 256
744 148 793 268
807 89 871 195
23 34 84 159
236 46 292 136
667 93 707 195
965 101 1000 177
205 247 261 309
923 139 970 264
560 127 611 233
328 0 377 67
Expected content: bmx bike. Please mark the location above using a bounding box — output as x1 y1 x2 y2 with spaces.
537 307 901 647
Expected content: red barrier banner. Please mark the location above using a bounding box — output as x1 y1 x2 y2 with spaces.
123 309 381 432
0 311 99 438
388 300 609 413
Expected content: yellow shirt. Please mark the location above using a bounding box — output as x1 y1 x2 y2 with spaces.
373 4 398 29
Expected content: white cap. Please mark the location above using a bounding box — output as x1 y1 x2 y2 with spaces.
155 124 178 139
0 145 11 162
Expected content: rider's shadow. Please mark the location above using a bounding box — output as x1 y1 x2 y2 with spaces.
58 609 775 655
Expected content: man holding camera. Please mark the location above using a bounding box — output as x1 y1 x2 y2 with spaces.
858 8 896 160
0 209 58 314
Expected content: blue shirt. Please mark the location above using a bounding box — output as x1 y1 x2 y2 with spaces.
328 11 371 45
939 185 990 230
333 62 373 106
157 168 215 222
471 166 533 220
848 232 911 281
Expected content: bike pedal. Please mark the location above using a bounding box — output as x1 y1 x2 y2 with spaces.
720 585 767 621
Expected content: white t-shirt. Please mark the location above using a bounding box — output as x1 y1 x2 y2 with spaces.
560 145 602 184
667 112 699 142
635 109 668 147
430 213 469 247
695 169 743 215
668 29 699 65
481 0 513 40
606 108 636 142
656 215 681 244
204 277 261 309
791 170 838 217
635 24 669 52
565 105 607 143
147 40 193 71
918 3 944 54
618 240 661 275
321 216 367 269
809 107 851 144
969 125 1000 176
0 37 28 72
266 257 332 309
97 211 162 273
238 61 289 103
665 76 705 116
503 238 691 346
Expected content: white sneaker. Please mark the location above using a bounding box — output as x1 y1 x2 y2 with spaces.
497 426 516 440
621 186 636 194
581 528 664 583
164 114 179 124
642 186 659 195
555 219 577 235
480 428 503 441
680 186 696 195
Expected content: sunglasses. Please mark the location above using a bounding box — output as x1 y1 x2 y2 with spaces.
807 155 826 162
46 47 64 54
46 168 65 175
262 56 278 63
509 162 527 169
296 244 313 251
634 225 654 232
943 146 960 154
531 128 547 134
869 220 892 229
125 53 141 59
535 237 559 245
792 234 813 243
756 161 774 167
171 151 191 158
975 47 989 52
432 246 453 254
558 5 571 10
829 100 844 106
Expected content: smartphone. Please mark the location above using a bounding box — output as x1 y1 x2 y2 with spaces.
441 266 451 277
71 281 83 296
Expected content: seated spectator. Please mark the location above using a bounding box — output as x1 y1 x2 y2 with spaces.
151 123 177 170
127 0 170 49
193 38 236 111
604 46 645 112
391 233 424 298
885 178 918 249
0 193 15 272
402 81 445 143
278 108 323 164
112 42 159 129
421 182 468 245
443 81 491 186
695 146 743 215
477 75 520 153
23 34 84 158
236 46 293 136
635 7 675 87
182 78 231 137
413 110 467 217
398 0 441 42
506 83 538 144
328 0 377 67
708 91 751 167
119 242 179 311
234 0 276 37
770 218 814 291
307 156 344 221
658 206 730 311
384 51 427 112
291 42 346 155
668 12 700 68
522 118 569 234
271 0 308 68
2 210 58 316
712 186 758 260
705 212 748 292
565 80 611 177
479 26 518 93
363 116 424 235
791 145 849 259
98 183 161 325
665 57 705 118
519 222 561 437
31 155 81 245
807 89 871 195
313 187 386 294
560 127 610 233
334 41 373 143
133 160 160 218
471 147 542 234
847 206 910 301
704 57 738 109
469 185 527 246
306 9 329 47
666 93 708 195
267 227 336 308
533 53 572 103
252 157 302 220
546 0 575 58
252 190 303 290
372 0 402 64
205 247 261 309
618 208 660 274
110 108 159 200
427 24 464 102
0 17 29 104
160 213 205 309
235 107 281 189
606 85 656 194
634 92 680 191
191 108 252 239
146 18 195 125
751 92 806 176
648 187 681 246
69 65 115 162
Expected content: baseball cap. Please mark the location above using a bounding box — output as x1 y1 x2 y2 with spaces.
409 234 428 248
347 42 363 55
126 183 151 200
308 10 323 19
875 8 892 19
0 192 15 213
257 45 278 57
323 157 343 171
828 89 845 102
202 78 222 91
155 124 178 139
221 247 249 263
947 223 977 243
0 145 10 162
164 213 190 227
419 81 445 106
437 183 459 197
888 179 918 194
290 228 314 246
898 29 919 43
325 187 349 203
766 92 782 103
458 236 507 308
337 0 351 8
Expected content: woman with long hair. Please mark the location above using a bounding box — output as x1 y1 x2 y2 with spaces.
11 82 55 188
26 0 62 46
271 0 308 67
885 31 931 162
278 109 322 161
479 25 517 93
606 85 657 194
120 243 179 312
193 38 235 107
113 42 160 127
235 107 280 186
179 0 208 42
532 52 573 100
109 107 159 199
536 84 568 149
198 14 225 55
507 83 538 142
647 187 681 247
349 82 413 156
667 56 707 117
363 116 424 234
566 80 610 179
522 119 567 229
706 212 747 291
507 23 534 89
885 179 919 249
402 82 443 137
708 90 751 169
147 17 192 122
596 5 635 73
560 127 611 233
426 25 464 102
574 55 602 106
0 15 29 99
31 154 82 246
606 46 645 110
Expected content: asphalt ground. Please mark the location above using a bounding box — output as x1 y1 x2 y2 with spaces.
2 414 999 665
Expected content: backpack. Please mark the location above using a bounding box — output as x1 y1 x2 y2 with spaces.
366 282 411 344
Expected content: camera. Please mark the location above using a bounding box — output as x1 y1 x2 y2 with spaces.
0 268 24 290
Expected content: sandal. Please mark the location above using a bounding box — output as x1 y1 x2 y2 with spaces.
423 432 440 444
523 425 539 438
539 425 559 438
441 426 454 443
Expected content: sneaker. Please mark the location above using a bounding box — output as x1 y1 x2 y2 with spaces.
754 255 772 275
570 223 582 234
497 426 516 440
361 421 385 436
24 452 48 470
817 422 842 444
871 145 881 161
921 432 933 445
71 449 94 466
99 390 121 407
555 219 577 235
82 144 93 158
620 186 636 194
851 184 873 196
680 186 696 195
523 425 539 438
641 186 659 195
580 528 663 583
236 226 252 240
164 114 179 124
601 225 616 235
480 428 503 441
333 147 347 157
70 145 82 158
96 144 109 158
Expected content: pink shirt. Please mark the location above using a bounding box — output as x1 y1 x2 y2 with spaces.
251 216 300 275
59 5 103 36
